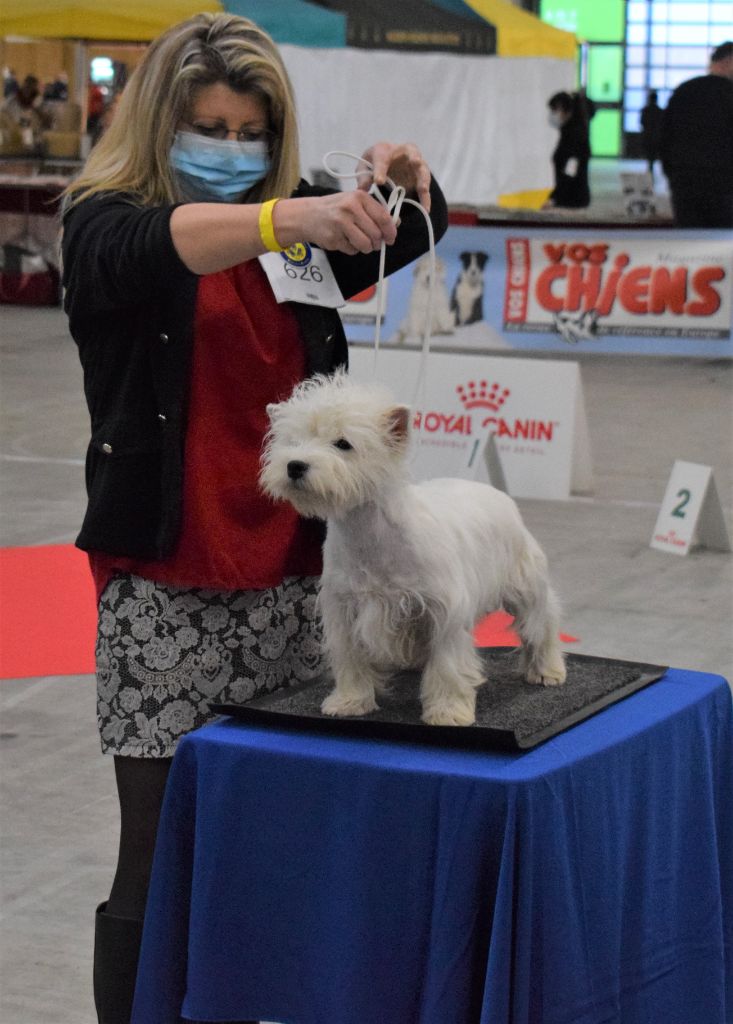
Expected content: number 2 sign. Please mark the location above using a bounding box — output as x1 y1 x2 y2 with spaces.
671 488 691 519
651 461 731 556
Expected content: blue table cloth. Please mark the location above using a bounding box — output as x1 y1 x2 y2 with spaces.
132 668 733 1024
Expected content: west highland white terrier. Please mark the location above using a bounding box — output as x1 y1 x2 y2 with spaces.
392 255 456 344
260 371 566 727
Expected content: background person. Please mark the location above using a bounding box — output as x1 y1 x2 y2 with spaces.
0 74 52 146
660 40 733 227
86 78 105 136
640 89 664 176
43 70 69 102
60 12 447 1023
3 66 18 98
543 89 594 210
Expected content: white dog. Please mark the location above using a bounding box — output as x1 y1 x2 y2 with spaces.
392 254 455 345
260 372 566 727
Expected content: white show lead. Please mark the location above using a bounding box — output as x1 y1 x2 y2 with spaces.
322 150 437 404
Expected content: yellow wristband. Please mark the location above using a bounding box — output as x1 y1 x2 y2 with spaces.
259 198 284 252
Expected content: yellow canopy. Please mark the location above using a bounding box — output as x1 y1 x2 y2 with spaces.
0 0 223 41
464 0 576 59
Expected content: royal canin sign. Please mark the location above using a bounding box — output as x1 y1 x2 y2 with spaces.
412 380 556 441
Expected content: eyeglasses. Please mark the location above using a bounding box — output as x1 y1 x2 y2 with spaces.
182 122 275 145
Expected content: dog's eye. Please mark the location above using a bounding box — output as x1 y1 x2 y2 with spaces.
333 438 353 451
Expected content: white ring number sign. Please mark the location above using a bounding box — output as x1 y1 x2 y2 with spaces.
651 460 731 556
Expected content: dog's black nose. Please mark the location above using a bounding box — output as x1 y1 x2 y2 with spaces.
287 460 309 481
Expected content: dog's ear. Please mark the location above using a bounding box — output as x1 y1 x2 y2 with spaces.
477 252 489 269
265 402 279 422
385 405 410 443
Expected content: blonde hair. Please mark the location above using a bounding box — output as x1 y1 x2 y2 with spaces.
65 12 300 208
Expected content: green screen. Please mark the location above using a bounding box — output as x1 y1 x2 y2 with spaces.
540 0 625 43
590 108 622 157
587 45 623 103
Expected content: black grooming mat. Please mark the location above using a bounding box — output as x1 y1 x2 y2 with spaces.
211 649 668 751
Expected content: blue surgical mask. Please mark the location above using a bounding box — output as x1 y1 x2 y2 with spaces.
170 130 270 202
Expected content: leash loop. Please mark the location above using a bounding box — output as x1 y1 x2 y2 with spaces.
322 150 435 404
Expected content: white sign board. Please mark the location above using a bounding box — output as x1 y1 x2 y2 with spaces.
348 347 593 501
504 235 733 341
650 460 731 556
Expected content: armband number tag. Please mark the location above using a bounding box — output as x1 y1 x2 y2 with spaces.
259 243 345 308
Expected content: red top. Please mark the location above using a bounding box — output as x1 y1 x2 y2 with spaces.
89 259 324 600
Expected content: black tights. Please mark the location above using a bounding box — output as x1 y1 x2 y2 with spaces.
105 758 257 1023
106 755 172 920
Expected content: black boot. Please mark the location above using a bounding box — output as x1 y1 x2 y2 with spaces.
94 902 258 1024
93 901 144 1024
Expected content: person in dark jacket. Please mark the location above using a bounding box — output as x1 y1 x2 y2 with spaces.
660 40 733 227
0 73 52 144
61 12 447 1023
544 89 594 210
640 89 664 175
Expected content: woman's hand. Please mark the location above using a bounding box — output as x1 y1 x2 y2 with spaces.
357 142 432 213
275 191 398 256
172 189 397 273
271 142 432 257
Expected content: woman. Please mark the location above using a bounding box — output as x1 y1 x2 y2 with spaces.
61 12 447 1023
544 89 594 210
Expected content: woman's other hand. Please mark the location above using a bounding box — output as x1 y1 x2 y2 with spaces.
357 142 432 214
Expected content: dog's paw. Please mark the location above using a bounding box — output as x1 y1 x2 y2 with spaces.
321 690 378 717
421 700 476 727
525 656 566 687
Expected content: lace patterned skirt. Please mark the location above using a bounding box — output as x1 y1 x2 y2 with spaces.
96 573 324 758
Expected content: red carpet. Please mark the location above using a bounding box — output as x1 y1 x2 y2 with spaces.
0 544 577 680
473 609 578 649
0 544 97 679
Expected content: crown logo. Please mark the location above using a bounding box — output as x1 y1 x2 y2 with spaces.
456 380 510 411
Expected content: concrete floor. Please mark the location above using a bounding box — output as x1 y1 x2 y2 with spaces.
2 223 733 1021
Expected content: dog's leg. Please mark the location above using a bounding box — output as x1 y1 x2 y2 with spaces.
509 541 566 686
321 637 386 717
318 591 385 716
419 631 484 726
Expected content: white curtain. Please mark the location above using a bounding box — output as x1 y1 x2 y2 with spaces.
279 45 576 207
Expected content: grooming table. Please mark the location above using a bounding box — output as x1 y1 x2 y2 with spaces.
132 665 733 1024
212 649 667 750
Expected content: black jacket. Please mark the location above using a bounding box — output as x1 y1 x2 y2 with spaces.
660 74 733 190
62 177 448 559
550 115 591 209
